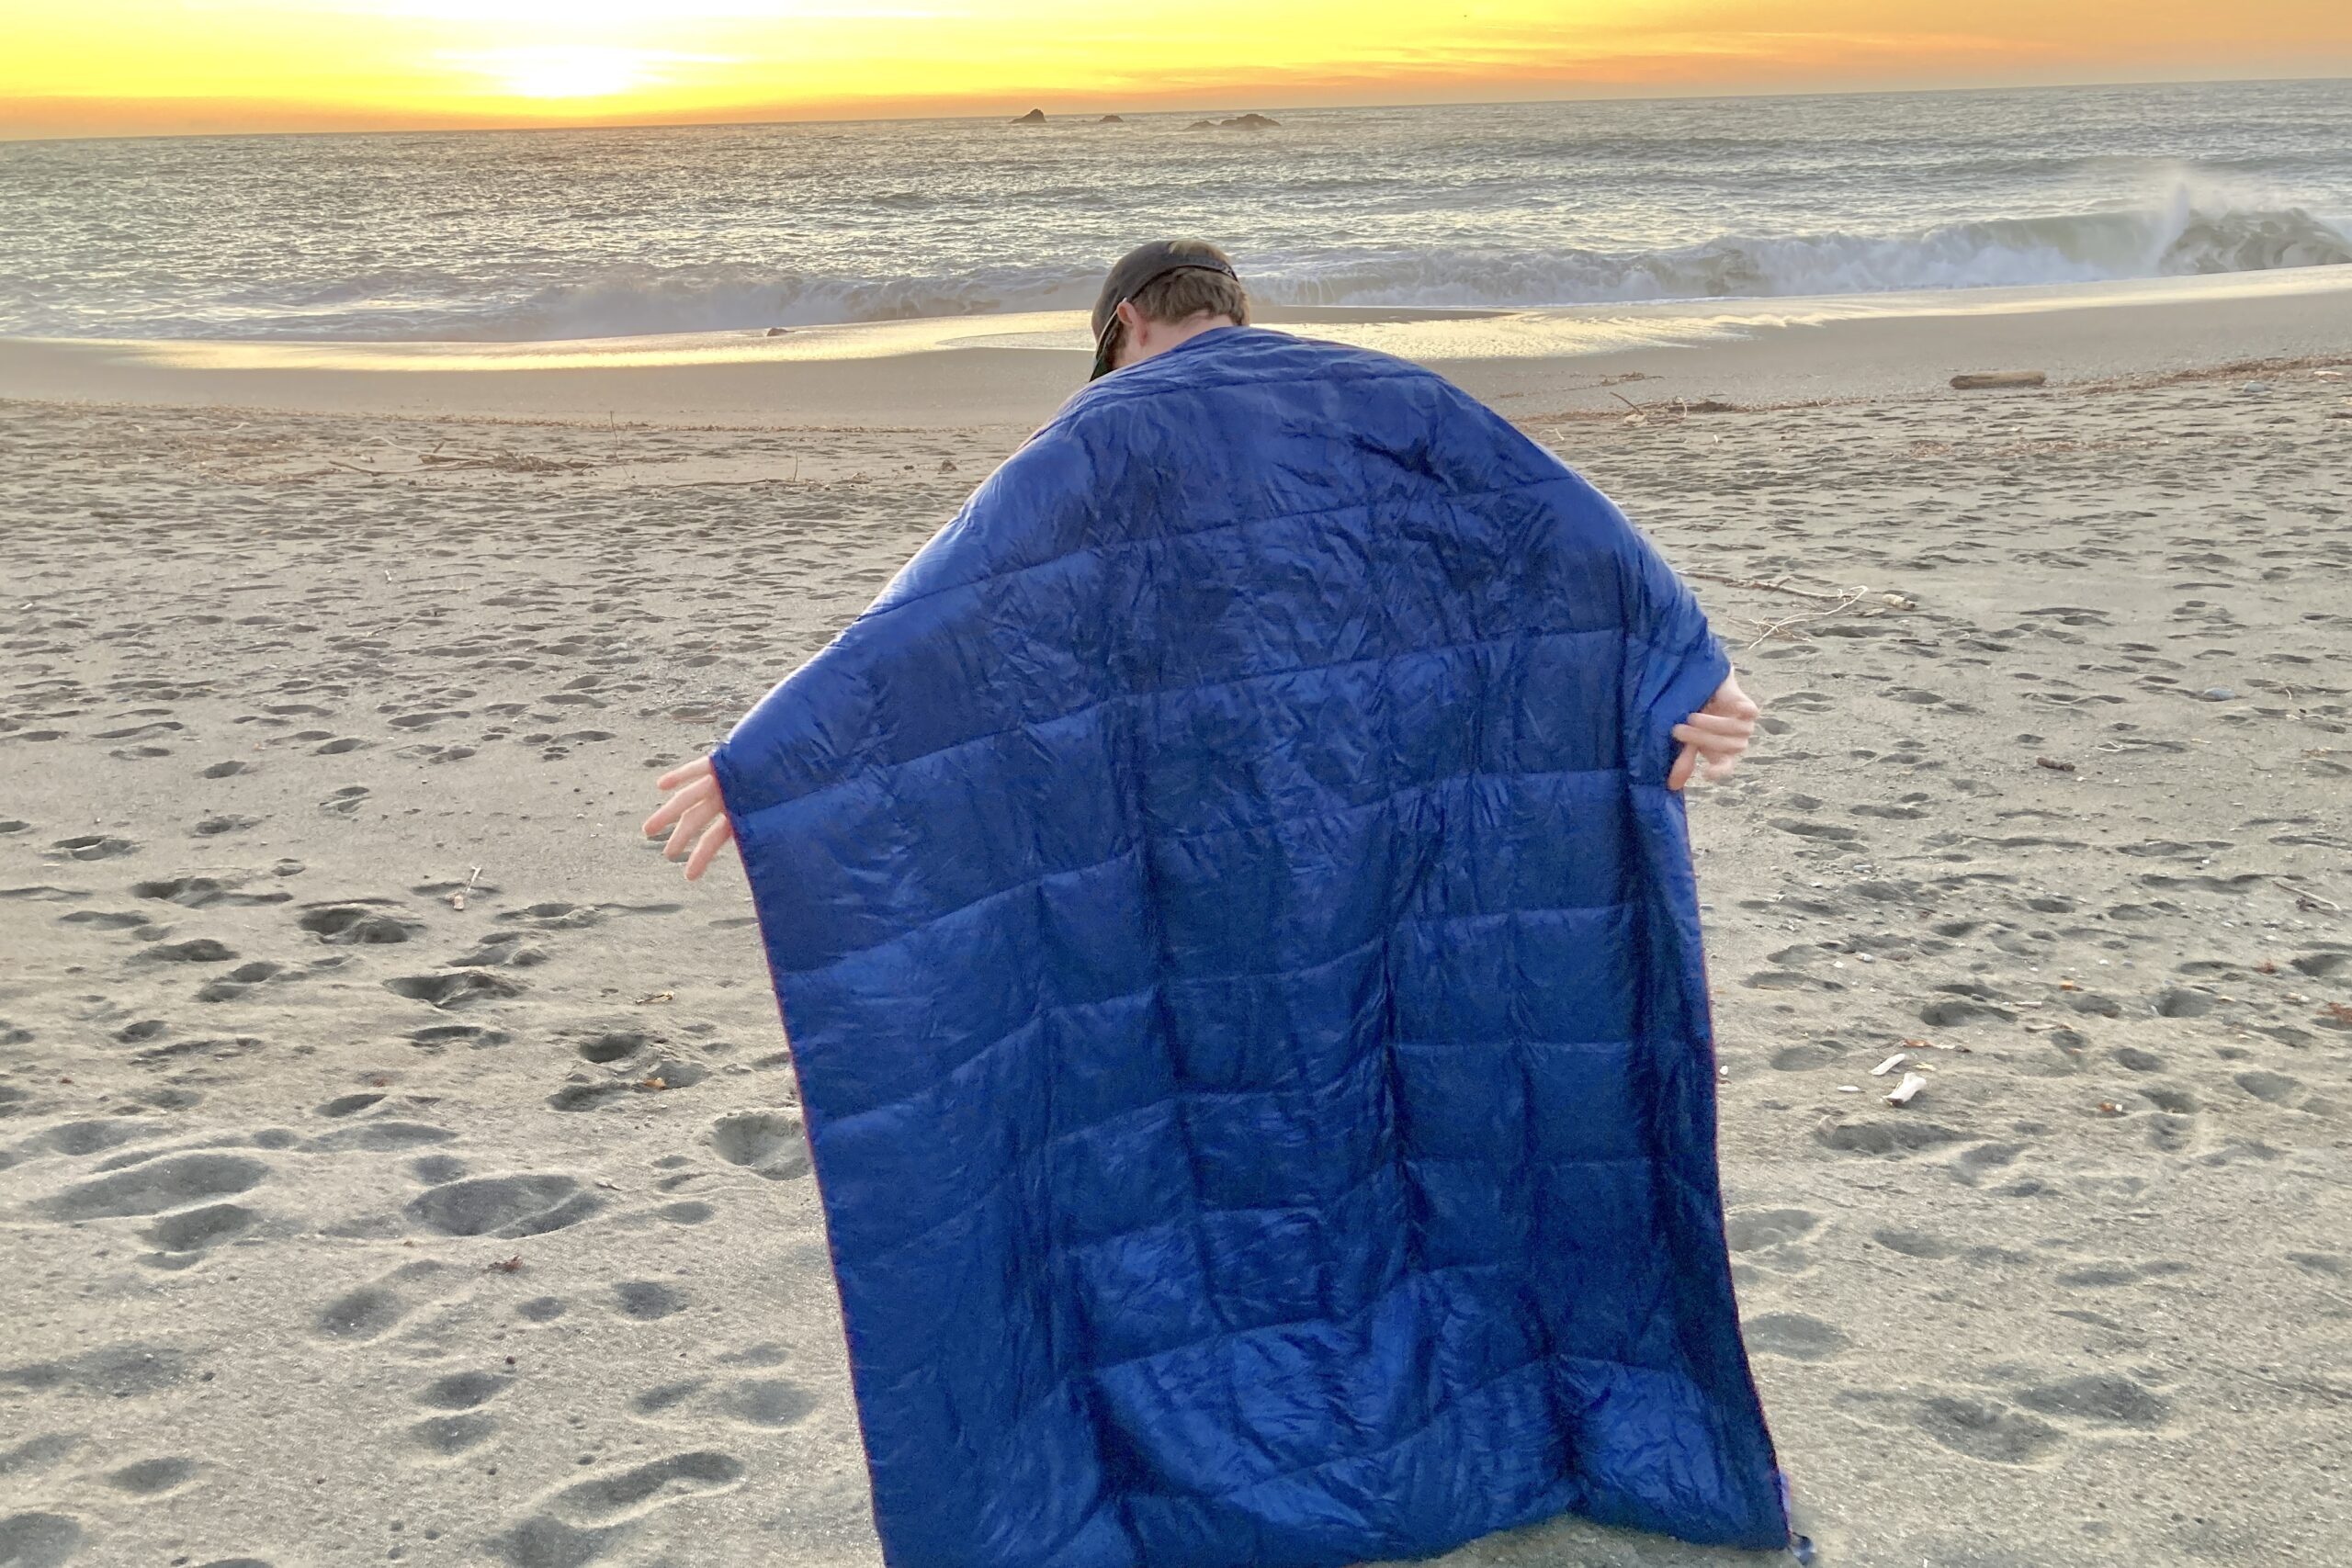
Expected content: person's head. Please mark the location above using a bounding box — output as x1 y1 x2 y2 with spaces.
1089 240 1248 380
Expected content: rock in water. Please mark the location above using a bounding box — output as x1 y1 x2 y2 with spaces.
1096 114 1125 124
1012 108 1046 124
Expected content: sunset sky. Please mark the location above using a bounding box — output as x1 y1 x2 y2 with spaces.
6 0 2349 140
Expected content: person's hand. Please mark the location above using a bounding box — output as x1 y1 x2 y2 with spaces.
1668 671 1760 792
643 756 737 881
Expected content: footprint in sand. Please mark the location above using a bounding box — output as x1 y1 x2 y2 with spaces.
489 1451 745 1568
0 1512 85 1568
42 1153 270 1221
133 874 290 909
320 784 371 815
405 1174 602 1238
1724 1208 1821 1252
105 1456 200 1497
1905 1394 2067 1465
142 1203 261 1263
0 1344 193 1401
312 1260 456 1343
2014 1374 2171 1428
198 961 293 1004
612 1281 688 1321
1813 1118 1967 1156
385 971 525 1010
453 931 550 969
408 1022 510 1051
298 902 423 945
1742 1313 1851 1361
51 834 138 861
136 938 238 964
709 1112 812 1180
407 1369 511 1461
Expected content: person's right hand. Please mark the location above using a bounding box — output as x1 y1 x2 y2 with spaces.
1668 672 1760 791
643 756 738 881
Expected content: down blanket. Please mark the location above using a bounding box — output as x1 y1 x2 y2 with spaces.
712 326 1789 1567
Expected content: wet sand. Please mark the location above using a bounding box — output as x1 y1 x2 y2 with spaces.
2 288 2349 1567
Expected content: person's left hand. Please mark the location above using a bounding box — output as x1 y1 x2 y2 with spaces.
643 755 737 880
1668 671 1760 792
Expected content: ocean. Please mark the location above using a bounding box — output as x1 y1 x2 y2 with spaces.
3 78 2349 344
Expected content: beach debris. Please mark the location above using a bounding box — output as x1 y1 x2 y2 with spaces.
2240 380 2273 394
1870 1052 1908 1077
1837 1085 1860 1093
449 865 481 912
2198 687 2235 702
2035 756 2076 773
488 1255 524 1273
634 990 674 1005
2096 1100 2125 1117
1883 1072 1928 1107
765 326 791 337
1881 592 1917 610
2256 958 2279 975
2326 1002 2352 1026
939 458 957 473
638 1076 669 1091
1902 1035 1969 1055
1951 370 2047 390
2275 877 2344 913
1608 391 1650 425
2317 369 2346 380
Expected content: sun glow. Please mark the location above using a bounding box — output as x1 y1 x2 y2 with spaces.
5 0 2347 139
465 46 663 100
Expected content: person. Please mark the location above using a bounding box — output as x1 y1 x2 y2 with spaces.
639 243 1796 1567
643 239 1758 876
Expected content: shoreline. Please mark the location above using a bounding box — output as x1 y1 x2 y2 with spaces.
6 267 2350 429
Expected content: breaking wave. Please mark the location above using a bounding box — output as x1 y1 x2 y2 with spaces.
1265 199 2352 311
376 196 2352 342
10 191 2346 343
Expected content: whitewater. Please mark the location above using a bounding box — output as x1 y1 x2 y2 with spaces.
3 78 2348 343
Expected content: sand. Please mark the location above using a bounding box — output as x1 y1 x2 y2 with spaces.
2 285 2349 1568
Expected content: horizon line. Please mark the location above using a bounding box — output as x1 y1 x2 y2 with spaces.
7 70 2348 147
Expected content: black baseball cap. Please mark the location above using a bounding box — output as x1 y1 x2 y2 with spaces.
1089 240 1240 380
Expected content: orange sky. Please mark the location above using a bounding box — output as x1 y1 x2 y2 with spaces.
6 1 2350 140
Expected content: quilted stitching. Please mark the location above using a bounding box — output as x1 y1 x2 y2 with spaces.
716 328 1787 1567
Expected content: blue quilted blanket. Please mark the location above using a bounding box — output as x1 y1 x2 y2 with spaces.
713 327 1788 1567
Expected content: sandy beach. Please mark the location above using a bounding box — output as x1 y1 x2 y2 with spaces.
3 280 2350 1568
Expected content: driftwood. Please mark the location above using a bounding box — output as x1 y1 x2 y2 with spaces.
1686 571 1860 604
1951 370 2047 390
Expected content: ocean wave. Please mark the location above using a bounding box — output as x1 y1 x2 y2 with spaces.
430 261 1104 341
1258 198 2352 311
414 197 2352 341
9 196 2346 343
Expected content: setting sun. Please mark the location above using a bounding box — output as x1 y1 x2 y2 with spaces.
5 0 2349 138
467 46 665 101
